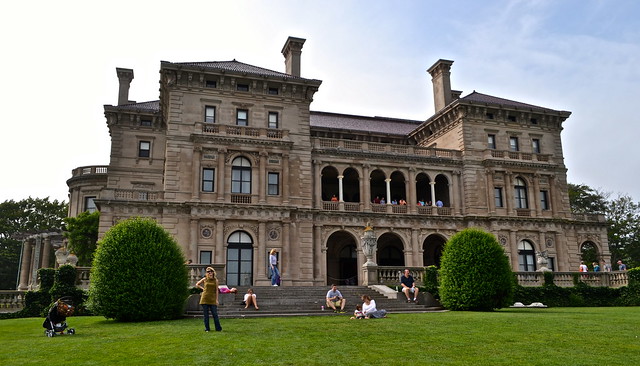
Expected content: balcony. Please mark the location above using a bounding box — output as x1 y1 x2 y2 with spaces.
486 149 552 163
322 201 453 216
314 138 461 159
69 165 109 178
196 122 289 140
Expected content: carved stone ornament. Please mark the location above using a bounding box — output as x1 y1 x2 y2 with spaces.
201 228 213 239
499 235 508 246
545 238 554 248
268 228 280 241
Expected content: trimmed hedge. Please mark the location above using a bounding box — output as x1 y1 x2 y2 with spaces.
439 228 514 311
88 217 189 322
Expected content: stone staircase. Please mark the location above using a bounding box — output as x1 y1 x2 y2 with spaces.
185 286 444 318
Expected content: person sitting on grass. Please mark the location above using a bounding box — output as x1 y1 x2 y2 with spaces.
326 284 346 313
350 304 365 319
361 294 387 318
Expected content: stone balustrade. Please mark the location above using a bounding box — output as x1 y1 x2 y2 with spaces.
314 137 461 159
515 271 628 288
0 291 26 312
197 122 289 140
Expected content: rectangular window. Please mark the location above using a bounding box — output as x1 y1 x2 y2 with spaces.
84 196 97 213
236 109 248 126
508 115 517 122
488 134 496 149
138 141 151 158
532 139 541 153
205 106 216 123
237 83 249 92
268 112 279 129
200 251 212 264
509 137 519 151
268 87 279 95
486 113 494 119
548 257 555 271
140 118 152 127
205 80 217 88
540 190 550 210
268 172 280 195
494 187 503 208
202 168 215 192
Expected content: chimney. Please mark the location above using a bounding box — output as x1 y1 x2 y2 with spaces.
116 67 134 106
427 59 454 113
281 36 306 77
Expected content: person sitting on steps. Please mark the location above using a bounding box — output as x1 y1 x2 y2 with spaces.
400 269 420 303
326 284 346 313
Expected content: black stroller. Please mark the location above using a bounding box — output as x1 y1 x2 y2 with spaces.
43 297 76 337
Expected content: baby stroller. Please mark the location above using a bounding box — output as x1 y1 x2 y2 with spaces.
43 297 75 337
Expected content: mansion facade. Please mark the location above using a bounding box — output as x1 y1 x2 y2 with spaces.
66 36 608 287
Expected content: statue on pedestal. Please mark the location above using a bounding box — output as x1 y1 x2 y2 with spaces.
536 250 551 272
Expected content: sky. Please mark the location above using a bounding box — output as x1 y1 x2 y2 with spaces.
1 0 639 203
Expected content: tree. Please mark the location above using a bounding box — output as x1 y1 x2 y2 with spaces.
439 228 514 311
64 211 99 266
89 217 188 321
606 195 640 268
0 198 67 290
568 183 608 214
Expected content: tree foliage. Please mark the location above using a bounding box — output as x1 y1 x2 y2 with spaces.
89 217 188 321
439 228 514 311
568 183 608 214
0 197 67 290
64 211 99 266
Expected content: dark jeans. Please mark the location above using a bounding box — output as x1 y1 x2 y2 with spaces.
202 304 222 331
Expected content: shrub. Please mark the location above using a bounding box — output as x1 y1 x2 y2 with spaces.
38 268 56 292
439 228 514 311
423 265 439 299
89 217 189 321
50 265 87 314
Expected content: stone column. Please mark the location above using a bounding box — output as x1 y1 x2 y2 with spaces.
190 218 198 262
532 173 541 217
408 168 417 214
313 159 322 208
504 171 513 215
411 228 420 266
385 178 391 203
42 234 52 269
486 169 495 214
509 230 519 270
282 154 290 204
338 175 344 202
429 181 437 207
314 224 323 282
215 220 224 262
192 147 201 200
282 222 291 285
258 221 267 282
30 236 42 289
362 164 371 211
217 148 226 202
452 170 462 214
549 174 558 217
18 239 33 290
259 151 267 203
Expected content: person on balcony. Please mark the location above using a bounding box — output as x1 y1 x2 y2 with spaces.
373 196 381 204
436 200 444 207
617 260 627 271
400 269 420 303
330 194 338 202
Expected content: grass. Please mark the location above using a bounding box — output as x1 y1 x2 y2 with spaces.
1 307 639 365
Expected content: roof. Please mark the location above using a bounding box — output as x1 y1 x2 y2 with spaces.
310 111 422 136
106 101 160 112
164 60 320 83
460 91 563 113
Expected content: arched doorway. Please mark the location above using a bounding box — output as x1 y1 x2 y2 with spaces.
423 234 446 267
518 240 536 271
377 232 405 266
321 166 339 201
326 231 358 285
580 241 599 269
226 231 253 286
434 174 450 206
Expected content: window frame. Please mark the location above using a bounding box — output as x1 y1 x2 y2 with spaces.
532 138 541 154
540 190 550 210
494 187 504 208
138 140 151 158
514 177 528 209
84 196 97 213
236 109 248 126
488 134 496 149
237 83 249 92
268 172 280 196
205 105 216 123
231 156 252 194
509 136 519 152
202 168 215 192
268 112 279 129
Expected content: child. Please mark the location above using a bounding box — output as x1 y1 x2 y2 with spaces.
350 305 365 319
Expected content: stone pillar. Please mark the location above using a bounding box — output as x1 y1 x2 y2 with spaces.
486 169 495 214
282 222 291 284
192 147 201 200
217 148 226 202
509 230 519 270
385 178 391 203
504 171 513 215
30 237 42 289
549 174 558 217
313 159 322 208
282 154 290 204
42 235 52 269
314 224 323 282
532 174 541 217
430 181 437 207
452 170 462 214
258 221 267 282
408 168 417 214
411 228 421 266
338 175 344 202
259 151 267 203
362 164 371 211
190 218 198 262
18 239 33 290
215 220 224 262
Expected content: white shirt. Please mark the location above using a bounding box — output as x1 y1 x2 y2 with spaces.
362 299 377 315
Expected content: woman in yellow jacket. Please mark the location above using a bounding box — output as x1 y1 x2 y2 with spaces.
195 267 222 332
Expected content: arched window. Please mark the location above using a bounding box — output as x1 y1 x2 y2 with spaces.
514 177 528 209
226 231 253 286
231 157 252 194
518 240 536 271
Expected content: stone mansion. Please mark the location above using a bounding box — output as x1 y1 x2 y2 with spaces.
65 36 609 287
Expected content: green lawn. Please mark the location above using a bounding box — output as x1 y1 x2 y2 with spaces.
1 307 639 365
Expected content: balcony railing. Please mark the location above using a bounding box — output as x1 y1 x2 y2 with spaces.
323 201 453 216
314 138 461 159
69 165 109 178
488 149 552 163
515 271 628 288
198 122 288 140
114 189 159 201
